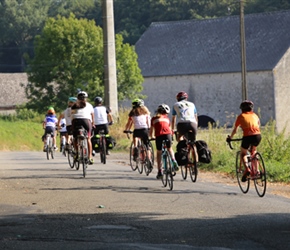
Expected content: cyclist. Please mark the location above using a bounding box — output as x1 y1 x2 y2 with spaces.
150 104 179 179
58 97 77 149
71 91 94 165
42 106 58 151
58 117 67 152
93 96 114 155
227 100 262 182
124 99 151 164
171 91 198 142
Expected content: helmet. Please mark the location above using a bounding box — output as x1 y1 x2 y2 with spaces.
176 91 188 101
68 97 77 103
157 104 170 114
94 96 103 105
77 91 88 100
240 100 254 111
132 98 144 108
47 106 55 114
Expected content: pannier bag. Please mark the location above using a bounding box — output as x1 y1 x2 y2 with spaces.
175 140 188 166
195 140 212 164
105 135 116 149
92 134 116 151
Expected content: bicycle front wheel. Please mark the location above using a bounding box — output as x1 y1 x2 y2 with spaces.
236 151 250 194
129 142 137 171
189 145 198 182
253 152 267 197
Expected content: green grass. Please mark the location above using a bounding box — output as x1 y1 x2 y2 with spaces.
0 110 289 184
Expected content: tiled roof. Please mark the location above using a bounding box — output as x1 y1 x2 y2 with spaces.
135 10 290 77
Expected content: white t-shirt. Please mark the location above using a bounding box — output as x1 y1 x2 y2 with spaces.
131 114 150 129
63 107 72 126
72 102 94 121
94 106 108 125
59 118 67 133
172 100 197 125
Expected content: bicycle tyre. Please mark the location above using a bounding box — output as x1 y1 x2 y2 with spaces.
129 142 137 171
189 145 198 182
181 165 187 180
148 141 155 166
51 144 54 160
82 140 87 178
68 145 74 168
136 145 143 174
46 145 49 160
166 151 173 191
141 145 150 176
236 151 250 193
46 136 50 160
253 152 267 197
161 154 168 187
102 136 106 164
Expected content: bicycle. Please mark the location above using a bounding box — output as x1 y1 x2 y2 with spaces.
44 132 55 160
60 134 66 156
160 139 177 191
66 136 75 169
73 126 89 177
95 129 107 164
227 137 267 197
177 132 198 182
124 130 154 176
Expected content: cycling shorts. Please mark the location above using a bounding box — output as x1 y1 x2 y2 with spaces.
66 125 73 136
94 124 109 135
45 126 56 137
133 128 149 148
241 134 262 150
155 134 172 151
72 119 92 138
177 121 197 142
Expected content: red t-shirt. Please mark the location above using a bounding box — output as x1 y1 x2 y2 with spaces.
235 111 261 136
151 114 172 137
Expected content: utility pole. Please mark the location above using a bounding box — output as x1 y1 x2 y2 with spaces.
240 0 247 100
102 0 119 118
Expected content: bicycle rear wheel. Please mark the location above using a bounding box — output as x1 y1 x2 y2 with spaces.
166 151 173 190
68 144 74 168
136 146 143 174
129 142 137 171
148 141 155 166
253 152 267 197
81 141 87 178
50 144 54 159
181 165 187 180
236 151 250 193
189 145 198 182
102 136 106 164
46 145 49 160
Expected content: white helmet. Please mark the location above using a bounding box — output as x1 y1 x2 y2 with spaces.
77 91 88 100
157 104 170 114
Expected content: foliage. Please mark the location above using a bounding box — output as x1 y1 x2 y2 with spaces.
25 14 144 113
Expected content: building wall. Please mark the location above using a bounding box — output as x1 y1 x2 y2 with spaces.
273 48 290 133
141 71 274 128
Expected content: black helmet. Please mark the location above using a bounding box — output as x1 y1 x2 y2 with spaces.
94 96 103 105
240 100 254 111
157 104 170 114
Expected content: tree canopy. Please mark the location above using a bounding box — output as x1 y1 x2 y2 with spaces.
25 14 143 113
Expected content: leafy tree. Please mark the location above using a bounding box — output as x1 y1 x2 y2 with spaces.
25 13 143 113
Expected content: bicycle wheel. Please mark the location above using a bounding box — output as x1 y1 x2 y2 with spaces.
189 145 198 182
181 165 187 180
81 141 87 178
166 151 173 190
141 145 150 176
68 144 74 168
253 152 267 197
46 145 50 160
99 136 105 164
148 141 155 166
161 154 168 187
136 146 143 174
75 141 81 171
236 151 250 193
46 136 50 160
50 143 54 160
102 136 106 164
129 142 137 171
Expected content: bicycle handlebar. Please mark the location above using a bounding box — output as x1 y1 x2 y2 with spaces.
123 130 133 139
226 135 242 150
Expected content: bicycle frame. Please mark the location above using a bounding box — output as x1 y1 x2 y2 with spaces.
75 126 89 177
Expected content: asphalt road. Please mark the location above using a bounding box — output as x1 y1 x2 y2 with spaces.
0 151 289 250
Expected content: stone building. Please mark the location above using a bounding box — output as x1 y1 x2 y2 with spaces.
135 10 290 132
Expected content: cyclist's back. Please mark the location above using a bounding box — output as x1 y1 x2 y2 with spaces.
171 91 198 142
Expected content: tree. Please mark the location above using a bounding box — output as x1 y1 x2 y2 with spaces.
25 13 143 113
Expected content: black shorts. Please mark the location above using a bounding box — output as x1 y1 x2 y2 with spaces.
177 121 197 141
72 119 92 138
94 124 109 135
155 134 172 151
133 128 149 147
66 125 73 135
241 134 262 150
44 126 56 137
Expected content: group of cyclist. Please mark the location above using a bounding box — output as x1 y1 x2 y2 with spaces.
42 89 262 182
42 91 113 165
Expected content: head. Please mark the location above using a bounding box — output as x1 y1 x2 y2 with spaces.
94 96 103 106
131 98 144 109
239 100 254 112
157 104 170 115
68 97 77 107
176 91 188 101
77 91 88 101
47 106 55 115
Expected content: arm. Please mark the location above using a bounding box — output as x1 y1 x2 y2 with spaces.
108 113 113 124
124 118 133 131
229 126 238 139
171 115 176 132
